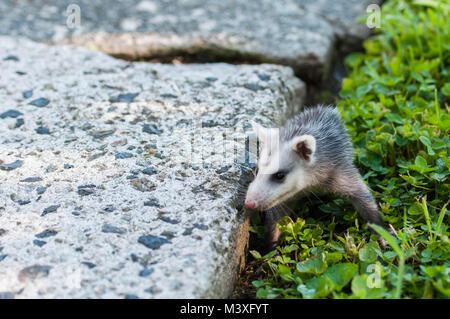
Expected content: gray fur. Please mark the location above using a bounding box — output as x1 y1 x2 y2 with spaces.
264 209 289 250
280 105 354 174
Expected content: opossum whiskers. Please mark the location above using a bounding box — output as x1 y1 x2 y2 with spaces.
308 189 326 206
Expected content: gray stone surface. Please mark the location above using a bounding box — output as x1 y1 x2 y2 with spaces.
295 0 380 46
0 36 305 298
0 0 381 82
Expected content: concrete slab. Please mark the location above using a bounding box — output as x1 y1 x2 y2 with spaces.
0 0 381 82
0 36 305 298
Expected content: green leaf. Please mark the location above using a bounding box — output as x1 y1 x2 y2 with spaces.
252 280 268 288
359 242 379 263
442 83 450 96
415 155 427 169
389 56 403 76
385 113 406 124
325 263 359 291
408 202 423 215
305 275 335 298
256 288 269 299
283 244 299 253
296 253 328 275
357 85 372 99
297 284 316 299
421 265 446 278
278 264 292 277
421 197 433 240
250 250 262 260
351 275 386 299
409 156 428 173
419 136 432 148
263 250 277 259
419 136 436 155
435 203 448 236
384 251 397 260
326 252 343 265
351 275 370 298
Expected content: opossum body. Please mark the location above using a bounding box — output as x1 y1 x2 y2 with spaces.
245 105 385 248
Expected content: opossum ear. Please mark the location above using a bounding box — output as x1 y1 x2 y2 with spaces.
250 121 277 144
291 135 316 163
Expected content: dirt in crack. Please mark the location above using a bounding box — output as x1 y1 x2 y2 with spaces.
108 46 325 84
111 48 266 66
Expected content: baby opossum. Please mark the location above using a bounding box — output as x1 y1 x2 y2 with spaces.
245 105 386 249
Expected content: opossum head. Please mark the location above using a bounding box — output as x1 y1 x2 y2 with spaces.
244 121 316 211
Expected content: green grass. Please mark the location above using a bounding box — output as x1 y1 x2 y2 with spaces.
250 0 449 299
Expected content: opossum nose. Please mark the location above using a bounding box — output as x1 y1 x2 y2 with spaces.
245 200 257 210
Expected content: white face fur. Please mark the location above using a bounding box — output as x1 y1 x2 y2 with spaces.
244 121 316 211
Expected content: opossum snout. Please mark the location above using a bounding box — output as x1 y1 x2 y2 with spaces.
244 199 257 210
245 188 263 210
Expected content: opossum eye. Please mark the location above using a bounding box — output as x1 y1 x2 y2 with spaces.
271 171 287 182
254 167 259 176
